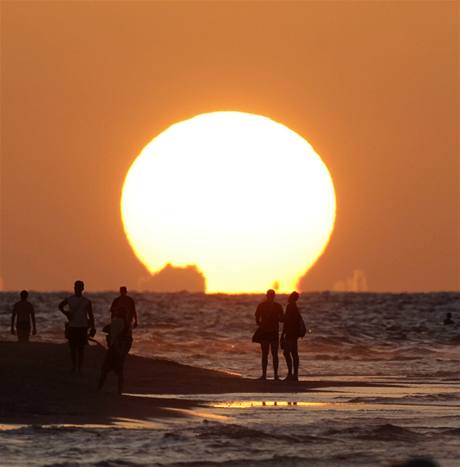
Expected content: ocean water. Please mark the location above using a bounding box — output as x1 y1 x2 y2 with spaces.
2 291 459 378
1 292 460 466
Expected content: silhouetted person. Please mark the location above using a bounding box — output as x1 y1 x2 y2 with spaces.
110 286 138 353
255 289 283 380
11 290 36 342
59 280 95 373
98 307 132 395
444 312 454 325
388 456 439 467
281 291 302 381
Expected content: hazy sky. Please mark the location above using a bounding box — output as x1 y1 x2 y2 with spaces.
1 1 458 292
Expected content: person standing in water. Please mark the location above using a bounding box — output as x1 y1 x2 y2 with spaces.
59 280 95 373
444 312 454 325
255 289 284 380
11 290 37 342
281 291 302 381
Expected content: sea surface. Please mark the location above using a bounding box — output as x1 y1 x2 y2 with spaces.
1 292 460 466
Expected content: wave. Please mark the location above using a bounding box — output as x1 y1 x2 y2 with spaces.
169 456 321 467
196 423 327 444
443 427 460 436
324 423 424 442
44 462 144 467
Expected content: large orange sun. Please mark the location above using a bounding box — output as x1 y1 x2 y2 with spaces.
121 112 336 293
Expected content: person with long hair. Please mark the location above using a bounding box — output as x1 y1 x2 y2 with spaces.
281 291 302 381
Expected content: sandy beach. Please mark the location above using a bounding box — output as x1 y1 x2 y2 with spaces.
0 340 384 426
1 336 459 466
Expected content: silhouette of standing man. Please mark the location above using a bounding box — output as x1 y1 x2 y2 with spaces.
11 290 36 342
110 286 138 353
59 280 95 373
255 289 283 380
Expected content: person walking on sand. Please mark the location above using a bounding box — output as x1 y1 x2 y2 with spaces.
254 289 284 380
11 290 37 342
98 307 131 395
281 291 304 382
109 286 138 353
59 280 96 373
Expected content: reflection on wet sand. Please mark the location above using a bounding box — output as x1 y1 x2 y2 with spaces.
0 417 162 432
211 401 329 409
166 408 231 421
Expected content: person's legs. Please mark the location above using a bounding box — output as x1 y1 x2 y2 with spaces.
98 367 108 390
98 352 111 390
17 327 30 343
117 367 124 395
77 344 85 372
270 340 279 380
98 369 108 390
283 349 293 378
125 336 133 354
68 328 79 372
69 343 77 372
117 343 130 395
292 353 299 380
75 328 88 372
292 339 299 381
260 342 269 379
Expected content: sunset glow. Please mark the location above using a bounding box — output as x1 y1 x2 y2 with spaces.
121 112 336 293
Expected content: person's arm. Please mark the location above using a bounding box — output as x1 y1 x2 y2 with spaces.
11 306 16 335
88 301 96 333
255 304 261 325
58 298 68 316
132 300 138 329
110 299 116 320
31 306 37 335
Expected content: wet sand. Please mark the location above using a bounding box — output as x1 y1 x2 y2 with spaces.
0 341 390 425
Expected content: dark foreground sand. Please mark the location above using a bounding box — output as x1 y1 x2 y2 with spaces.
0 341 385 425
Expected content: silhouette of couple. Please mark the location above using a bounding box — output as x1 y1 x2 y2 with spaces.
254 289 305 381
58 280 137 394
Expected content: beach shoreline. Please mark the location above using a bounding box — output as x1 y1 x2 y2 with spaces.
2 340 459 466
1 340 392 426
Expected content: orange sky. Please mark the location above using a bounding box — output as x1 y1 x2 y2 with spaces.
1 1 458 292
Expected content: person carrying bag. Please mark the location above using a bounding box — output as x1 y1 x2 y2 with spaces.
253 289 284 380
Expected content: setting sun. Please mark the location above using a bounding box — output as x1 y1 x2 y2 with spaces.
121 111 336 293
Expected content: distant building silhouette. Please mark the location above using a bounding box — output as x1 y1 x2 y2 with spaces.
333 269 368 292
139 264 206 292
